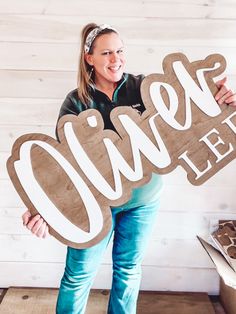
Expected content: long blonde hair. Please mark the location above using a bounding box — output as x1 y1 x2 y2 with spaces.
77 23 118 107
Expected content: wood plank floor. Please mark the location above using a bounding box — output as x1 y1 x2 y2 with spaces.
0 288 225 314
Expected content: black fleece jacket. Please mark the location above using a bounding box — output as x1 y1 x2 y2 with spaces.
57 73 145 131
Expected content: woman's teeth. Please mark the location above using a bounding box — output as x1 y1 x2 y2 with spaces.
109 66 120 72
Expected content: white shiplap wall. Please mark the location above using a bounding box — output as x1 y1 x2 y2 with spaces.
1 0 236 295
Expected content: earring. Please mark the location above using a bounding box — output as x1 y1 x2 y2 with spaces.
89 66 94 79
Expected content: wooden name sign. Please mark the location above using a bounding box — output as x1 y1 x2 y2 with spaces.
7 53 236 248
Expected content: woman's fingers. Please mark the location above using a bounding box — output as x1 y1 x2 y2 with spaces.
217 89 234 105
22 210 49 239
37 222 49 238
31 217 44 235
215 76 236 106
215 84 230 102
42 225 49 239
215 76 227 88
22 210 32 226
26 214 41 231
35 221 47 238
225 94 236 106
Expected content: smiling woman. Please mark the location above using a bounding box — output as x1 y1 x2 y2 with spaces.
85 33 125 95
78 23 126 105
22 23 163 314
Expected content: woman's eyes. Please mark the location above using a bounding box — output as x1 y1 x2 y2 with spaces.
101 50 124 55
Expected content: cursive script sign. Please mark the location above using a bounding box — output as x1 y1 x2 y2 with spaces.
7 53 236 248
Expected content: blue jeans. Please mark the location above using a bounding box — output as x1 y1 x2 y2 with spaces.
56 199 160 314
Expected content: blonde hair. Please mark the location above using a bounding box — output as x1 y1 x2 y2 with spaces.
77 23 118 107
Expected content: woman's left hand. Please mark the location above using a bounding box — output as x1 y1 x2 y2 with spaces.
215 77 236 107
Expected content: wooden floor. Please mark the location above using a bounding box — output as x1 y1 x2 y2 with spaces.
0 288 225 314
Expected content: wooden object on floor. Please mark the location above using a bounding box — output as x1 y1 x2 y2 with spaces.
0 288 57 314
137 291 215 314
220 278 236 314
0 289 7 304
0 287 216 314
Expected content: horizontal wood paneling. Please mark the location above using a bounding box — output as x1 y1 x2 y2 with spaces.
1 207 236 239
0 70 76 99
1 178 236 210
1 0 236 293
162 185 236 212
1 179 236 226
163 160 236 187
1 42 236 75
0 152 10 179
0 98 60 125
0 70 235 98
0 262 220 294
0 125 55 156
0 0 236 19
0 234 214 269
0 42 78 71
0 15 236 46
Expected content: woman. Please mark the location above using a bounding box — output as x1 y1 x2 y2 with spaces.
22 23 236 313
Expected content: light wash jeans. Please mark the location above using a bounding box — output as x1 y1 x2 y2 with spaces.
56 199 160 314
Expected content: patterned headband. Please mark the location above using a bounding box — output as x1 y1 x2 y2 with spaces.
84 24 118 53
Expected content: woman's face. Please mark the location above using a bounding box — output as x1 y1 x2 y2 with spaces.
85 32 126 87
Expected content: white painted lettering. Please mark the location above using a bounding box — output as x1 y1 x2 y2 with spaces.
222 111 236 134
200 128 234 162
150 61 222 131
64 113 171 202
178 151 212 179
14 140 103 243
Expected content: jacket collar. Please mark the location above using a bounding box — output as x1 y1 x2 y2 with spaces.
91 73 128 99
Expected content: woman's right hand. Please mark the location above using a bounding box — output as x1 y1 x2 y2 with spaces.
22 210 49 238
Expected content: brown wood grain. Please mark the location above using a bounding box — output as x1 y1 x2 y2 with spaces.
6 53 236 249
141 53 236 185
